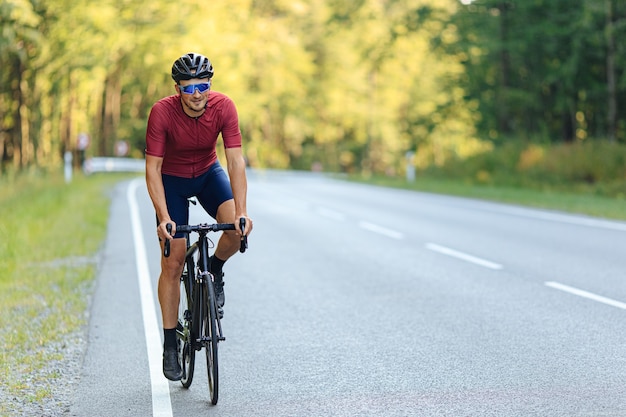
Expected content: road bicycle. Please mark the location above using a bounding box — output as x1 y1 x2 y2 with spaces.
164 218 247 405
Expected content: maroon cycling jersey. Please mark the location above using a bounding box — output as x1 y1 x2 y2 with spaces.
145 92 242 178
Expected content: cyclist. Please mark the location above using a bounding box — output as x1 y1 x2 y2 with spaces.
145 52 253 381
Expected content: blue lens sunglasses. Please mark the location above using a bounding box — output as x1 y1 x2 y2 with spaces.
178 81 211 94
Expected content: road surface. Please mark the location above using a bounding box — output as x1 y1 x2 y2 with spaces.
71 169 626 416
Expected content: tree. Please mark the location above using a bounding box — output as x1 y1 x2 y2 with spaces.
0 0 42 170
452 0 626 144
6 0 623 177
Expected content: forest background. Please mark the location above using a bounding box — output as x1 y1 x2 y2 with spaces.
2 0 626 199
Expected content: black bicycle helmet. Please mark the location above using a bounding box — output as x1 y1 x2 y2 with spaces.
171 53 214 82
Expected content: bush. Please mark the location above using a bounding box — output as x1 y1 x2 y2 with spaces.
419 140 626 197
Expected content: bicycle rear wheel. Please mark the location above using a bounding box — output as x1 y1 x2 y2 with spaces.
177 257 195 388
204 280 219 405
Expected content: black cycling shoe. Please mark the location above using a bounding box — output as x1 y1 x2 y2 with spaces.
162 346 183 381
214 273 225 308
213 273 225 319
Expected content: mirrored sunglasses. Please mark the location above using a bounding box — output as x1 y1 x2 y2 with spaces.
179 82 211 94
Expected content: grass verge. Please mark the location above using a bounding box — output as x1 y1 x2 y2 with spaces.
349 175 626 221
0 171 138 416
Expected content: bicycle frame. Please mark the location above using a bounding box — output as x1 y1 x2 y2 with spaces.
186 230 225 347
165 220 247 404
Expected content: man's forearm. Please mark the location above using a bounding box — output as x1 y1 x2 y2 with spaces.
227 157 248 216
146 157 170 223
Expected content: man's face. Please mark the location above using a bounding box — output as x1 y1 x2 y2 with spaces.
176 78 210 115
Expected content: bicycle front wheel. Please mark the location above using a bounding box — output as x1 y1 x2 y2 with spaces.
178 257 195 388
203 281 219 405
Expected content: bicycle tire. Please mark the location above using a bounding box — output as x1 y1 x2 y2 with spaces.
204 279 219 405
178 256 196 388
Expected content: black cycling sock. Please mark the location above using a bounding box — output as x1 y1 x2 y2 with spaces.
209 255 226 278
163 328 177 350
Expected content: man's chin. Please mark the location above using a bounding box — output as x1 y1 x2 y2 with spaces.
183 100 206 114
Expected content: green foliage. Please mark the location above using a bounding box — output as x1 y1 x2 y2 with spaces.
421 139 626 199
0 0 486 177
2 0 626 180
353 172 626 221
451 0 626 143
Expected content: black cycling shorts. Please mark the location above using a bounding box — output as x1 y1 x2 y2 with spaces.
160 162 233 238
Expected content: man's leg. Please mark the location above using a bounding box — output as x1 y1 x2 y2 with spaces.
214 198 242 260
158 237 186 381
210 199 241 312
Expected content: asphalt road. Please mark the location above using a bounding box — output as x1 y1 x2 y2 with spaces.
71 169 626 416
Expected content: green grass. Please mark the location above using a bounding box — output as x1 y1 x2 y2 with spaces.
0 171 139 416
347 175 626 221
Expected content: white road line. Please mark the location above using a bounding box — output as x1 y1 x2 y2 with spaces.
316 207 345 221
359 221 404 240
128 179 174 417
485 206 626 232
426 243 503 270
545 281 626 310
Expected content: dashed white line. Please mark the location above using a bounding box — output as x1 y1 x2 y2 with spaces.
359 221 404 240
317 207 346 221
545 281 626 310
128 179 174 417
426 243 503 270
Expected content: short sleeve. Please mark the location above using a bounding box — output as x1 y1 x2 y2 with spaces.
221 98 242 148
145 102 168 157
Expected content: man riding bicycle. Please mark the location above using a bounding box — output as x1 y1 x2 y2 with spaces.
145 52 253 381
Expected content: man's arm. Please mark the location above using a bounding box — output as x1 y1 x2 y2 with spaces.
224 146 252 235
145 154 173 239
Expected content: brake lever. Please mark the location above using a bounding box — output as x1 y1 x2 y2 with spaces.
239 217 248 253
164 223 172 257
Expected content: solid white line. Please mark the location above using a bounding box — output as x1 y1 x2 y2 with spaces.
128 179 174 417
426 243 503 270
545 281 626 310
487 206 626 232
359 221 404 240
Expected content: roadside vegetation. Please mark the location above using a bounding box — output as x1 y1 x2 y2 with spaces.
0 172 136 416
354 140 626 221
3 1 626 178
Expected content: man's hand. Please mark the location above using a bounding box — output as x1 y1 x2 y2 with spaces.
158 220 176 240
237 215 253 237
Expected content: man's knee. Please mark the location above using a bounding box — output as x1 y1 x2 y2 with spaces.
223 229 239 244
161 239 186 276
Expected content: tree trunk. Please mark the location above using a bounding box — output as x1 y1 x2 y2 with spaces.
101 68 122 156
562 109 575 142
11 56 23 170
19 75 32 168
497 1 512 135
606 0 617 142
60 71 72 161
0 95 6 170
